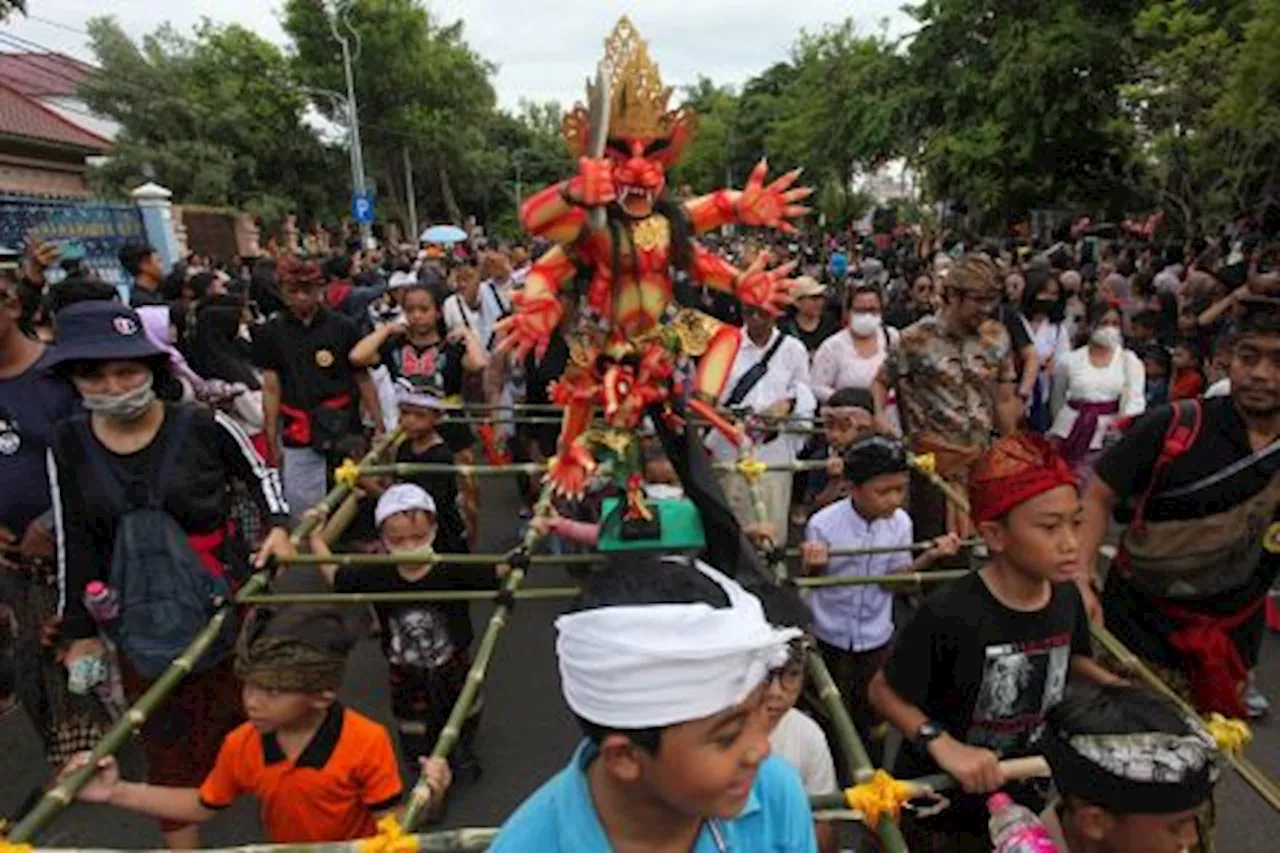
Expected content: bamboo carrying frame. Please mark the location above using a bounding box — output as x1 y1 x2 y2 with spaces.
5 416 1278 852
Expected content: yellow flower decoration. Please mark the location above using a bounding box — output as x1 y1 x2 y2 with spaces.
737 457 768 484
1203 713 1251 755
0 829 32 853
910 452 937 476
334 458 362 489
356 816 417 853
844 769 915 827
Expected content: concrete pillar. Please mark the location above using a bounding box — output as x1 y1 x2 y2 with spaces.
129 182 180 271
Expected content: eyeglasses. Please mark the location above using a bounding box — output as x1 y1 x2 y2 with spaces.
960 291 1002 309
768 664 805 691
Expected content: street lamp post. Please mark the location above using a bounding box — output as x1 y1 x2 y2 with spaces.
327 1 371 246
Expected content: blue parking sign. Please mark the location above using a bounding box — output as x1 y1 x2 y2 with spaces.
351 191 374 224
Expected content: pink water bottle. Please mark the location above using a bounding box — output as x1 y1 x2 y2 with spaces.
987 793 1061 853
83 581 119 624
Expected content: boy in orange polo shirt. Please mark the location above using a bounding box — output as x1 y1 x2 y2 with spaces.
60 606 452 844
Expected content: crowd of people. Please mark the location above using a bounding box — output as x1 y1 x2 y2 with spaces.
0 217 1274 853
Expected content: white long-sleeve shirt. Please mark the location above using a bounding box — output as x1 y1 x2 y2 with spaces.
1049 346 1146 449
707 327 815 464
810 326 899 402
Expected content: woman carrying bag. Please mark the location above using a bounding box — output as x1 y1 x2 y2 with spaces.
45 301 293 850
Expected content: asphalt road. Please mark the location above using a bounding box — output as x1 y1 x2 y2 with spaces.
3 476 1278 849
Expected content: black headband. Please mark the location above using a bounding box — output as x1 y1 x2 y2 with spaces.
1041 729 1217 816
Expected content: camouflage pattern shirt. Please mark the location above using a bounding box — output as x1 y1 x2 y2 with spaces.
880 315 1016 449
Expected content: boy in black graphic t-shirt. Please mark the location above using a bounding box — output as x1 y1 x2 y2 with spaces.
869 434 1119 851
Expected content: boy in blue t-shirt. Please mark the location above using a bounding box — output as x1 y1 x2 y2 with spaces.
492 556 817 852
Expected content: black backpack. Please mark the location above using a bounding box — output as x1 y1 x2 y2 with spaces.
75 407 237 679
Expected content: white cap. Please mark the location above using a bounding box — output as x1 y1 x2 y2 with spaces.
375 483 437 528
388 270 418 290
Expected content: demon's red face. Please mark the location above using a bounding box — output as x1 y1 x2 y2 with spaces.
605 137 668 219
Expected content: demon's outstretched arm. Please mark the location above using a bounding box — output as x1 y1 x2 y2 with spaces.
519 158 615 245
494 246 576 361
690 241 799 317
684 159 812 235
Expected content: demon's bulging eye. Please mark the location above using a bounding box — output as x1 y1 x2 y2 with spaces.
643 139 670 157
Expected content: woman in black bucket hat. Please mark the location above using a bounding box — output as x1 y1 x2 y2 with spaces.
44 300 295 849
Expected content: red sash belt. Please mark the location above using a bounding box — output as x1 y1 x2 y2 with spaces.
1155 596 1265 717
280 393 352 446
188 519 235 583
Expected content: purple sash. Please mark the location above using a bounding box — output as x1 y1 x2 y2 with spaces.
1058 399 1120 463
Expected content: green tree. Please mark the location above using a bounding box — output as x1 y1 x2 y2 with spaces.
79 16 343 224
670 77 739 194
459 100 568 237
1123 0 1240 234
283 0 496 229
1215 0 1280 221
901 0 1144 226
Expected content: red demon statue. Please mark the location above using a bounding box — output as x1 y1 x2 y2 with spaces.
496 16 811 524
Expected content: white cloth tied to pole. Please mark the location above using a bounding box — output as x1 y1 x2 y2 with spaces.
556 559 801 728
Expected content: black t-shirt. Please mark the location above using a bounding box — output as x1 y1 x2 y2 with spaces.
51 404 291 640
1000 305 1033 353
1097 397 1276 526
332 562 498 670
251 307 361 410
521 332 571 457
884 572 1090 830
377 335 464 397
886 572 1090 766
396 441 468 554
781 314 840 354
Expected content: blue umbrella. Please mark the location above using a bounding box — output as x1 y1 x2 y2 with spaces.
420 224 468 245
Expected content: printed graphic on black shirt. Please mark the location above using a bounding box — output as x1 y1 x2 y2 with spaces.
968 634 1071 753
0 408 20 456
387 607 455 670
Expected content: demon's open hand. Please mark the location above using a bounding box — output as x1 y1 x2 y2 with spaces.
565 156 617 208
545 442 596 501
736 160 812 234
495 291 563 361
736 253 800 316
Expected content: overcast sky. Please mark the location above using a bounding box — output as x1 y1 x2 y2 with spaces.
2 1 911 109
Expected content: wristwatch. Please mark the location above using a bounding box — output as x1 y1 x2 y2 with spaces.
915 720 944 747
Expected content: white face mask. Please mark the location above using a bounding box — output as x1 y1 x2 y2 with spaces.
850 312 882 338
1091 326 1123 350
81 374 157 422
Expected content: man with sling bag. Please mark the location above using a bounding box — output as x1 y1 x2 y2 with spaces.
706 304 815 543
1079 296 1280 721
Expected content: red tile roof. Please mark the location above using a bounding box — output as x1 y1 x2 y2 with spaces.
0 52 92 98
0 81 111 152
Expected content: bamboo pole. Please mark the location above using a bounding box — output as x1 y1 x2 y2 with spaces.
442 414 825 434
270 537 980 568
807 756 1052 812
276 550 602 567
398 484 557 830
1091 624 1280 813
356 459 833 479
4 434 401 844
239 570 971 607
25 829 501 853
444 401 821 422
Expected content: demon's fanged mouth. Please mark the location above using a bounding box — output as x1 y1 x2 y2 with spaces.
619 185 656 214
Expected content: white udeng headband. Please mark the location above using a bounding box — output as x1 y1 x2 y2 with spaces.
555 559 801 729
